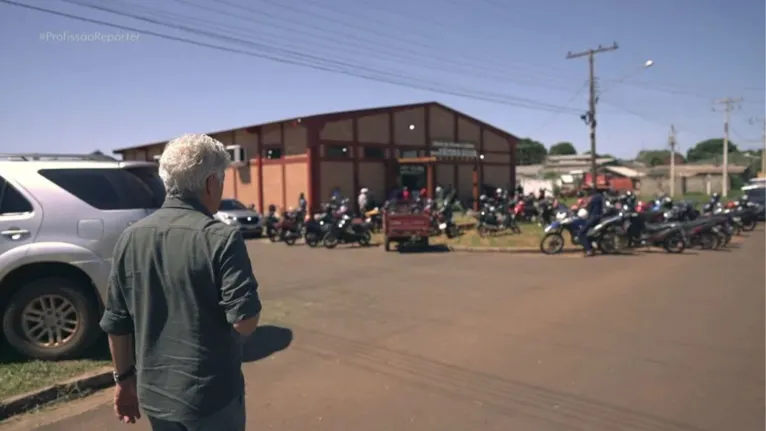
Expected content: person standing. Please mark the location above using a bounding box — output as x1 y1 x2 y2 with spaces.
100 133 262 430
577 188 604 257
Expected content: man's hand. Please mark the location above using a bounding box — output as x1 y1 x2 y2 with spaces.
114 377 141 424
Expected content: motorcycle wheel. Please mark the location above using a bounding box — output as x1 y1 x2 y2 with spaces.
597 229 624 254
284 235 297 246
267 229 279 243
662 233 685 253
358 231 372 247
446 224 459 239
698 232 718 250
305 232 319 248
323 234 339 249
741 219 757 232
540 232 565 255
477 225 490 237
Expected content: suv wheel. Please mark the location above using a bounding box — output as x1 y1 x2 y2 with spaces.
2 277 101 360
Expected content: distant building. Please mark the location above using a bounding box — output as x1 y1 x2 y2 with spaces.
113 102 519 211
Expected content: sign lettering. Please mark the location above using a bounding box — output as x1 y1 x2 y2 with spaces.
430 141 478 158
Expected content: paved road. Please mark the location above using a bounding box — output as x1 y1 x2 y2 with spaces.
4 231 764 431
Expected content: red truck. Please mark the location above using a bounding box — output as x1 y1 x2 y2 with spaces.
382 206 432 252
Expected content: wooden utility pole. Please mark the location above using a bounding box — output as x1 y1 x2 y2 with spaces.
750 117 766 175
567 42 618 189
713 97 742 197
669 124 677 197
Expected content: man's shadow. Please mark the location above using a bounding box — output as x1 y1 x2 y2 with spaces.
241 325 293 362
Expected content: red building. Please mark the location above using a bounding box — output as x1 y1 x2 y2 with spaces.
114 102 519 211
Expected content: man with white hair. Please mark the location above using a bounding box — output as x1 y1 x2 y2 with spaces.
99 133 261 430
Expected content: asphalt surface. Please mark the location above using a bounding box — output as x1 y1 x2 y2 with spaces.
4 230 764 431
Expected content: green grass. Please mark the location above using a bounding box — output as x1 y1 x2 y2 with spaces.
0 302 292 401
0 340 110 400
375 222 545 250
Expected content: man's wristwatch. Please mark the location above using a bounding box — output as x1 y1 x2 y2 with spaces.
113 366 136 384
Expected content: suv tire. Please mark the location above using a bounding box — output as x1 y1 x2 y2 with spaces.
2 277 101 360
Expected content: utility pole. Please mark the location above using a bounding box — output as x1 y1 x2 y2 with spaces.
750 117 766 175
567 42 619 189
669 124 677 197
713 97 742 197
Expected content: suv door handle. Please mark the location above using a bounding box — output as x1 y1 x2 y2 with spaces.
1 228 30 239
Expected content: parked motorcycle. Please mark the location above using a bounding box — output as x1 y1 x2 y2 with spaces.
476 203 521 236
275 211 302 246
304 208 334 248
323 214 372 249
539 210 626 255
623 211 687 253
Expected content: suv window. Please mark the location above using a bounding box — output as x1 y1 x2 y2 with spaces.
0 175 33 215
124 166 165 207
39 168 159 210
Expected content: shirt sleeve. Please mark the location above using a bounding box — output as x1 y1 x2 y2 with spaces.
99 244 134 336
219 230 262 324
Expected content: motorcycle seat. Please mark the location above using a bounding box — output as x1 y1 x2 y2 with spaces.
644 223 671 232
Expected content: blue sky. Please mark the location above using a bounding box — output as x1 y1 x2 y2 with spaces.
0 0 763 159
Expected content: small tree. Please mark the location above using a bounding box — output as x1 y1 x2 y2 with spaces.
549 142 577 156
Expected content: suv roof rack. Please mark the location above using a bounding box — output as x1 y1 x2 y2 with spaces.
0 153 117 161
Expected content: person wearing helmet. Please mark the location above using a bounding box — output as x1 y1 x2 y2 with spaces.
357 188 369 216
662 196 673 210
578 188 604 257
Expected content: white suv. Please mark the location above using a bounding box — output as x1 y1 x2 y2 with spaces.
0 153 164 360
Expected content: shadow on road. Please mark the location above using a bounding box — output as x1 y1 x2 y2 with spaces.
242 325 293 363
397 244 451 254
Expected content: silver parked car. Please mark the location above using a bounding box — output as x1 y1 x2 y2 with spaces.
214 198 263 238
0 153 164 360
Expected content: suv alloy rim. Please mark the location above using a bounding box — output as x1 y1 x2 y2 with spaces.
21 294 79 348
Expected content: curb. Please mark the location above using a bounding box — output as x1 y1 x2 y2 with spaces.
0 367 113 420
446 245 540 253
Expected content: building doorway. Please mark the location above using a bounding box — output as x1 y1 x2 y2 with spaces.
399 164 426 191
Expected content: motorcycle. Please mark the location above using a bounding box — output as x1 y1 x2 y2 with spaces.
539 210 626 255
275 211 302 246
264 212 280 242
323 214 372 249
364 207 383 233
623 211 687 253
476 202 521 236
304 209 333 248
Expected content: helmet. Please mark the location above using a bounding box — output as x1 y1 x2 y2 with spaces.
435 186 443 193
577 208 589 219
479 194 487 201
360 188 368 194
268 204 276 212
496 188 503 195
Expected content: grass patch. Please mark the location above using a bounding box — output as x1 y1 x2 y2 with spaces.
375 222 545 250
0 340 110 400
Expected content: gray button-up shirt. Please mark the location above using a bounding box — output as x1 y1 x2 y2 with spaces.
100 197 262 422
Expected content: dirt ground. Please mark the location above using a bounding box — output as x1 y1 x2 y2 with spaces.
3 229 764 431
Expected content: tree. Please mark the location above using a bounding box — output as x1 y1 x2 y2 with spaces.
516 138 547 165
686 138 739 162
636 149 685 167
549 142 577 156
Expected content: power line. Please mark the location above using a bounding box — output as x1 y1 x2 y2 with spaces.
566 42 619 188
163 0 570 91
1 0 580 114
532 80 588 133
63 0 582 114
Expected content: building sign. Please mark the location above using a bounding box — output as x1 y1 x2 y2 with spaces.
430 141 478 158
400 164 425 175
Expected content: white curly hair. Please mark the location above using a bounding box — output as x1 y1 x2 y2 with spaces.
158 133 231 198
